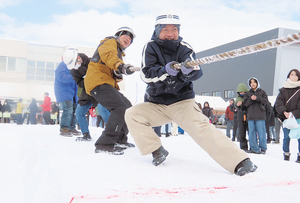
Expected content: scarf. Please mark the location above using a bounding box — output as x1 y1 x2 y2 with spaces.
283 78 300 89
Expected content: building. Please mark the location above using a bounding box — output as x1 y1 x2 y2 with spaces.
194 27 300 101
0 38 127 111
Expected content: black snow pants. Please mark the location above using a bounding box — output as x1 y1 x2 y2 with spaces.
90 84 132 146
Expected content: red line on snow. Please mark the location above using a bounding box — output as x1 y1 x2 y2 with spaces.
69 186 229 201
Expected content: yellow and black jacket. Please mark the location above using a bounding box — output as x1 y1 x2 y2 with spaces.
85 36 125 95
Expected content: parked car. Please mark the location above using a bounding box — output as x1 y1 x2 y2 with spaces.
218 113 227 125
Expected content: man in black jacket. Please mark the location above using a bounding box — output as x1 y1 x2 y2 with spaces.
125 12 257 176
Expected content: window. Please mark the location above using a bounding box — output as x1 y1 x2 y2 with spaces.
46 69 54 76
7 57 16 71
16 58 26 73
201 92 209 96
224 90 234 99
37 61 45 68
27 60 35 67
0 56 6 71
26 67 35 75
212 91 221 97
36 68 45 76
46 62 54 69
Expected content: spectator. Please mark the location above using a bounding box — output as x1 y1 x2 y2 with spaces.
41 92 52 125
51 103 60 124
54 47 80 136
275 69 300 162
125 12 257 176
234 83 249 151
84 27 137 154
225 99 235 138
202 101 213 123
16 98 24 125
22 99 31 124
230 100 239 141
244 77 268 154
28 98 38 125
265 101 274 143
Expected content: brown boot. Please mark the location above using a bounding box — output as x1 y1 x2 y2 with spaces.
60 127 72 137
69 129 81 136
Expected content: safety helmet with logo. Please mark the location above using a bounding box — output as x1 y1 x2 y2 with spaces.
63 47 78 69
155 12 181 26
115 26 136 42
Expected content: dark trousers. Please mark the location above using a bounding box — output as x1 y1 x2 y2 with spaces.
30 112 37 125
17 114 23 125
237 119 248 151
22 113 30 124
43 111 52 125
232 115 238 140
91 84 132 146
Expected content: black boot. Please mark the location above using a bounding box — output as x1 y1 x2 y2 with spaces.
296 153 300 163
234 158 258 176
152 146 169 166
284 152 290 161
76 132 92 141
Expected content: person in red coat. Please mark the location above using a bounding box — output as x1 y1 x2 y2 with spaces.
225 99 235 138
41 92 52 125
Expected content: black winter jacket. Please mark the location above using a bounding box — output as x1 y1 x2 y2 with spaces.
141 32 203 105
244 88 268 120
70 53 97 107
275 87 300 121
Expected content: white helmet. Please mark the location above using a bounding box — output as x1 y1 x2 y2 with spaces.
115 26 136 40
155 12 181 26
63 47 78 69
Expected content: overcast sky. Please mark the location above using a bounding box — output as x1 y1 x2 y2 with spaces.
1 0 300 65
1 0 300 97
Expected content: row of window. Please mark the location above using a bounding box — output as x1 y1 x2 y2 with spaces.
201 90 234 99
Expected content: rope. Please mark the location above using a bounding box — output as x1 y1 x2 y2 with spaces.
173 32 300 69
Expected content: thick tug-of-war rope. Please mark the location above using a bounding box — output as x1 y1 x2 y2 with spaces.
173 32 300 70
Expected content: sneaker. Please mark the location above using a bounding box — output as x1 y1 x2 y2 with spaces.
152 146 169 166
246 150 261 154
70 129 81 136
95 144 125 155
60 128 72 137
234 158 258 176
261 150 266 155
115 142 135 148
76 132 92 141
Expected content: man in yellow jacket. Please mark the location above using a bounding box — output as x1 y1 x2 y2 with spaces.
84 27 136 155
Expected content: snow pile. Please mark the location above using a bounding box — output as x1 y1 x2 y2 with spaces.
0 124 299 203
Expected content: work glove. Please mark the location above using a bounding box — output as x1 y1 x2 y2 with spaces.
181 58 194 75
165 61 180 76
118 64 135 75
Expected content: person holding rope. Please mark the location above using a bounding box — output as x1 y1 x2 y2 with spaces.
125 11 257 176
84 27 137 155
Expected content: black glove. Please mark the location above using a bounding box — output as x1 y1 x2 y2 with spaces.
118 64 135 75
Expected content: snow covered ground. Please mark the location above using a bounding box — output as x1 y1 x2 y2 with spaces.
0 123 299 203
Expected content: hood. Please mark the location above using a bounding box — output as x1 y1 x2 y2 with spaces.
151 31 183 53
236 83 249 93
247 77 260 91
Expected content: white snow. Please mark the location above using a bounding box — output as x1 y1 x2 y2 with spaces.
0 123 299 203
